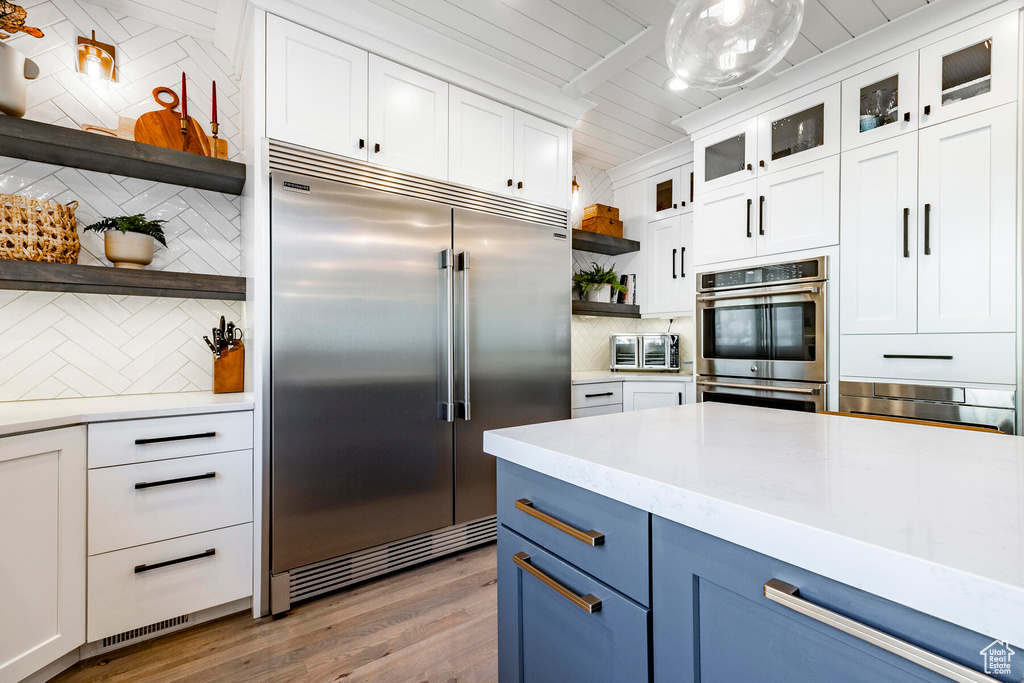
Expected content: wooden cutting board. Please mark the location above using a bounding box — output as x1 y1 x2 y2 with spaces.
133 86 211 156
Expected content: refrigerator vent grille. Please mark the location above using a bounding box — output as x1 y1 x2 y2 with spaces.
269 139 569 230
288 516 497 604
100 614 190 649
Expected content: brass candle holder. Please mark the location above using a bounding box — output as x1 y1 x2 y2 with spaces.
210 120 219 156
179 118 188 151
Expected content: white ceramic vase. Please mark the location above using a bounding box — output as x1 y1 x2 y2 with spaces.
586 284 612 303
0 43 39 118
104 231 155 269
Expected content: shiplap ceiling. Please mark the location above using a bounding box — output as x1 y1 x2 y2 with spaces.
365 0 930 170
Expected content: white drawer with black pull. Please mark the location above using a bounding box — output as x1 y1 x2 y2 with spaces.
87 523 252 641
88 449 253 555
571 382 623 409
88 411 254 468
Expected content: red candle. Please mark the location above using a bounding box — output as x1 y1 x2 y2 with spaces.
211 80 217 124
181 72 187 120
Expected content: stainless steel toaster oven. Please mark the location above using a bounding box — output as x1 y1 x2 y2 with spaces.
610 334 680 371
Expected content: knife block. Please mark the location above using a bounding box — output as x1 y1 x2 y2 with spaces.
214 343 244 394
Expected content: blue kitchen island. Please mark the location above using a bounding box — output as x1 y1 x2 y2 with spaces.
484 403 1024 683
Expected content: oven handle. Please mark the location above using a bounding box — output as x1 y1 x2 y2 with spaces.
698 380 820 396
697 285 820 302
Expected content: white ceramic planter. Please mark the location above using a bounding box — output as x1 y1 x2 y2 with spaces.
0 43 39 118
586 284 612 303
104 231 155 269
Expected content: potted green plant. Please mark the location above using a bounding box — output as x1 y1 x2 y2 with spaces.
573 262 627 303
84 214 168 269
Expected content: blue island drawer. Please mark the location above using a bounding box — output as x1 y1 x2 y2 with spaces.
497 460 649 605
498 526 650 683
653 516 1023 683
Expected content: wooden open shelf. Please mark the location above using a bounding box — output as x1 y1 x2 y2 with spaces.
572 300 641 319
571 229 640 256
0 260 246 301
0 116 245 195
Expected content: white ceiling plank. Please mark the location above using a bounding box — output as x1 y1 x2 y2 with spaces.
605 0 676 25
607 71 699 119
574 128 650 161
872 0 928 22
84 0 215 40
580 108 677 149
572 151 615 170
499 0 624 56
378 0 585 81
587 90 684 142
549 0 646 43
632 55 723 109
572 139 630 168
800 0 853 52
575 118 657 156
784 33 823 64
818 0 887 37
561 0 673 98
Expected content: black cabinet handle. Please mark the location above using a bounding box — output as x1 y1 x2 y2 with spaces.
680 247 686 278
673 203 678 209
746 163 752 171
585 392 614 398
507 178 513 187
923 203 931 255
135 432 216 446
883 354 953 360
358 138 365 149
135 548 215 574
680 201 686 207
517 181 524 190
903 112 911 123
672 248 677 279
135 472 216 490
690 171 694 203
678 392 683 406
759 160 765 168
758 195 765 236
374 142 381 153
924 105 931 116
903 208 910 258
746 198 753 238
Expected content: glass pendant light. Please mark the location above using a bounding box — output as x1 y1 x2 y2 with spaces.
665 0 805 91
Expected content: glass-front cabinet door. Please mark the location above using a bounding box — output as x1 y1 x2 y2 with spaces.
841 53 919 150
919 14 1018 127
756 84 840 175
648 164 693 220
695 118 757 194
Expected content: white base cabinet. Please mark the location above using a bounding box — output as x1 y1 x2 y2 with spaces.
623 381 694 412
0 428 86 683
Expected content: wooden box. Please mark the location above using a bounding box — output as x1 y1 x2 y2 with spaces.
580 216 623 238
214 343 244 394
584 204 620 221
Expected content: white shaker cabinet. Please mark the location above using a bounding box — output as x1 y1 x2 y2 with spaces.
841 53 919 151
693 181 757 266
448 86 514 195
266 15 368 161
755 85 840 176
0 427 86 683
513 110 569 208
918 14 1018 128
756 156 839 257
648 165 693 221
840 134 919 335
695 119 758 193
647 213 694 317
622 381 693 411
368 56 449 181
917 104 1016 334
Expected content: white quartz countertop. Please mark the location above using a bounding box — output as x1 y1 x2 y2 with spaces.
0 392 254 437
572 370 693 384
484 403 1024 646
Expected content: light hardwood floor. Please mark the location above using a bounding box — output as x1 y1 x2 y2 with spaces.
51 544 498 683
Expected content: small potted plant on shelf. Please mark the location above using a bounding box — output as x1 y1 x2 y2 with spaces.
573 262 626 304
84 214 168 269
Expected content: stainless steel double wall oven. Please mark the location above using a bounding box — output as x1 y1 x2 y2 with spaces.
696 256 828 412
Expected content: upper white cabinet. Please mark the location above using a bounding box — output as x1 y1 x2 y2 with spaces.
648 165 693 220
694 119 758 194
841 53 919 151
513 110 569 208
841 134 919 335
266 15 368 160
919 14 1018 127
368 56 449 181
756 85 841 176
448 86 514 195
0 427 86 683
756 157 839 256
694 181 757 266
917 104 1016 334
647 213 695 317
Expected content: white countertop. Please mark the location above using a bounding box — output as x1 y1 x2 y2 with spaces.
484 403 1024 646
572 370 693 384
0 392 254 437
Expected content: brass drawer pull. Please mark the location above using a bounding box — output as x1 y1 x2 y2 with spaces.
513 552 601 613
515 499 605 546
764 579 998 683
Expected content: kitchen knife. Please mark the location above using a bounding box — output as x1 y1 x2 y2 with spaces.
226 321 235 347
219 316 226 346
203 335 220 359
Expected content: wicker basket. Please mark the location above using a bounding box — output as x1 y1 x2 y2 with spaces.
0 194 81 264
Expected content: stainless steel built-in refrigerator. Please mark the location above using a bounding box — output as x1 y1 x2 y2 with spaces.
268 169 570 611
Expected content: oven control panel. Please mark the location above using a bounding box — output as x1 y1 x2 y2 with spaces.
700 257 823 291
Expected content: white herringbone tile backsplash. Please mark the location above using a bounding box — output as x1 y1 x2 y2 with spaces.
7 0 240 158
572 316 696 372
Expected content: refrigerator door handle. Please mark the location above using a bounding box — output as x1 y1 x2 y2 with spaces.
456 251 471 421
439 249 455 422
